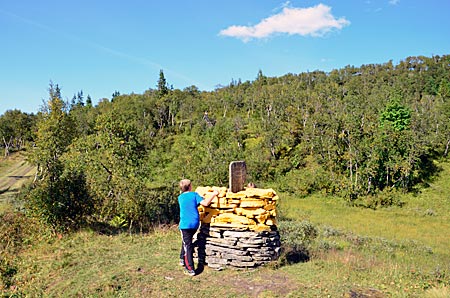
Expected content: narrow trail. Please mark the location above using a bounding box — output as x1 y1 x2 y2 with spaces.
0 155 36 200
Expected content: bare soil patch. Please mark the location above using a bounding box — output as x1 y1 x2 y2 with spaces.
208 269 300 297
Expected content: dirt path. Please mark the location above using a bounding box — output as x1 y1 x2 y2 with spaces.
0 154 36 200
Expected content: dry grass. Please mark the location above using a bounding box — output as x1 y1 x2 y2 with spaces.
0 152 35 211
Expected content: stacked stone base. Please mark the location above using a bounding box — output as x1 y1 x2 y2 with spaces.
195 224 281 269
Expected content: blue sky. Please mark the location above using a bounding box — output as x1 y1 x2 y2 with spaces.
1 0 449 115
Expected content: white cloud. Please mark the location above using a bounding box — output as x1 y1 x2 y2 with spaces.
389 0 400 5
219 3 350 42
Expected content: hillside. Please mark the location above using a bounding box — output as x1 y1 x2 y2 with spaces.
1 55 450 230
1 160 449 297
1 55 449 296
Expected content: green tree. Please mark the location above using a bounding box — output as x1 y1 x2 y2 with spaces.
380 96 411 132
67 105 168 227
25 83 91 230
0 110 35 156
157 69 169 98
29 83 75 181
86 95 93 107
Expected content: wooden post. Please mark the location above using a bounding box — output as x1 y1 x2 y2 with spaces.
229 161 246 193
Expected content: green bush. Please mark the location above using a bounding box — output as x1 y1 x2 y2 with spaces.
278 219 318 248
347 189 405 209
24 168 93 232
121 184 179 231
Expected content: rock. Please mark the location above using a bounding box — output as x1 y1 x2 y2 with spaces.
222 230 257 238
194 186 281 269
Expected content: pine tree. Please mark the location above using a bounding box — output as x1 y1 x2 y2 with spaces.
157 69 169 98
86 95 93 107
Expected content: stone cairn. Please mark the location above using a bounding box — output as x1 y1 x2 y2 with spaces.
194 186 281 269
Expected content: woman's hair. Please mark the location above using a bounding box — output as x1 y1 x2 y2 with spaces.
179 179 191 192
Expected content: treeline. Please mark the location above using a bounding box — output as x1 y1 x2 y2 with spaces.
1 55 449 230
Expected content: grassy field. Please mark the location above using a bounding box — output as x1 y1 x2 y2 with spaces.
1 156 449 297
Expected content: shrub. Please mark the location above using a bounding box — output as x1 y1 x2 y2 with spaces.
276 220 318 265
24 167 93 232
347 189 405 209
0 211 44 290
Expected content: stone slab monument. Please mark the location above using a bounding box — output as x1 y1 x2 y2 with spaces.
193 161 281 269
229 161 247 193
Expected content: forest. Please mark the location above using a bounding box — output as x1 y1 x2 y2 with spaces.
1 54 449 231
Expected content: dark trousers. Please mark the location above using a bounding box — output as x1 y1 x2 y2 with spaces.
180 228 197 271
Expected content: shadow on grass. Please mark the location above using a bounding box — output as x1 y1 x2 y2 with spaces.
0 187 10 195
411 155 443 193
85 222 135 236
282 246 311 264
195 263 205 275
273 245 311 268
85 222 148 236
85 221 169 236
